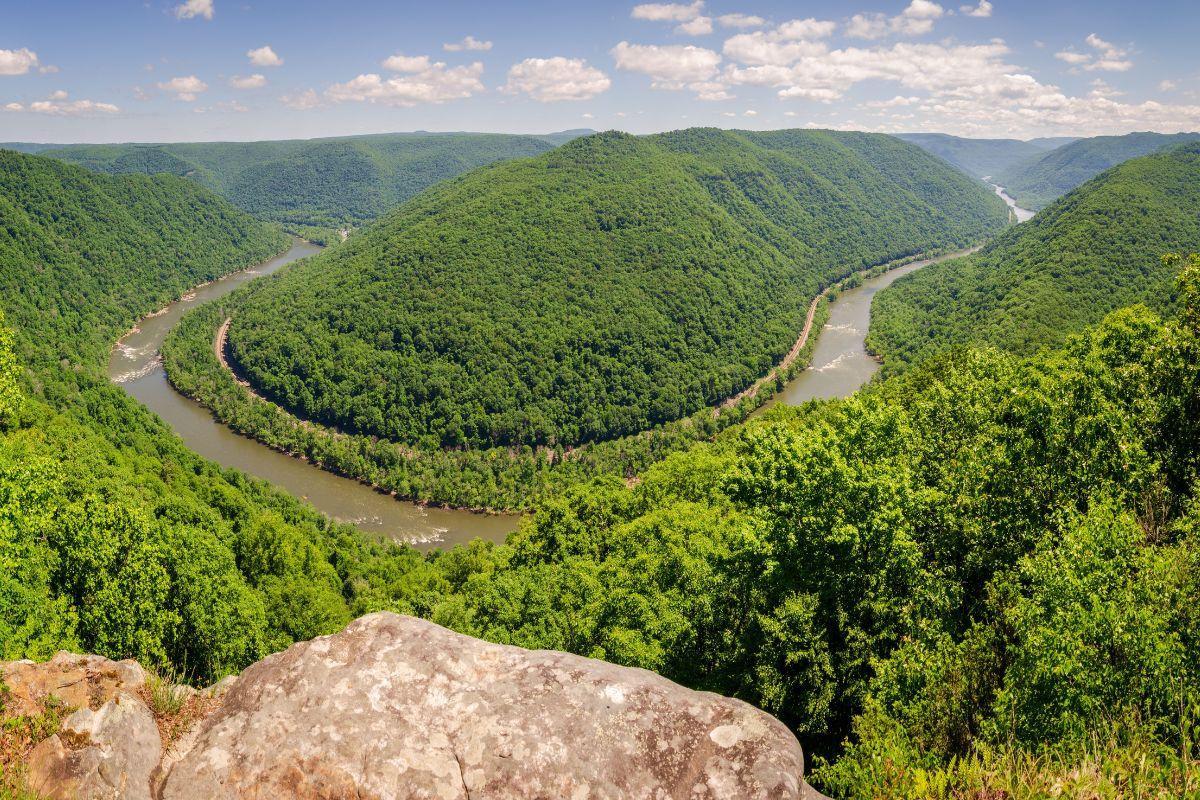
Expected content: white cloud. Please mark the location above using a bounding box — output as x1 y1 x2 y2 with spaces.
717 13 766 29
611 41 721 88
230 74 266 89
690 80 733 100
631 0 704 22
281 88 320 110
503 57 611 101
326 62 484 106
382 54 432 72
247 45 283 67
39 64 59 75
960 0 993 17
847 1 945 40
582 112 594 119
444 36 493 52
0 48 38 76
5 90 120 116
1054 50 1090 65
1056 33 1132 73
1161 79 1178 92
864 94 922 108
776 18 837 39
743 109 757 116
677 16 713 35
174 0 213 20
157 75 208 101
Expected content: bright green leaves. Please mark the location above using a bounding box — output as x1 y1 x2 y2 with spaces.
0 314 21 431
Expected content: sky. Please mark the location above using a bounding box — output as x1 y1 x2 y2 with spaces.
2 0 1198 143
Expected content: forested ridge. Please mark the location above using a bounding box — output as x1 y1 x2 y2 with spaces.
894 132 1057 179
997 130 1200 210
2 140 1200 797
221 128 1008 453
868 142 1200 374
32 132 571 241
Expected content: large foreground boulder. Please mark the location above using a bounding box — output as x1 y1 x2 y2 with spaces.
160 612 810 799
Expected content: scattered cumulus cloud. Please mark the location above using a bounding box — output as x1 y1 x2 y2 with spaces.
611 41 721 98
174 0 213 20
281 88 320 110
503 57 611 101
326 61 484 106
1161 79 1178 92
0 48 39 76
717 13 766 29
3 90 119 116
444 36 492 52
676 17 713 35
846 0 946 40
230 74 266 89
382 54 432 72
247 45 283 67
39 64 59 74
960 0 993 17
631 0 704 23
1056 33 1132 73
157 75 208 101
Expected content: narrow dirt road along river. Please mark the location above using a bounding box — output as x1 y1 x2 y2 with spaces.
107 239 519 550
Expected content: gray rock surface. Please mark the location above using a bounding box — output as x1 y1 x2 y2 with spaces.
160 612 809 799
17 657 160 800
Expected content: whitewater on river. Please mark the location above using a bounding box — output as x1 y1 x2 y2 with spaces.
109 187 1032 548
766 186 1033 406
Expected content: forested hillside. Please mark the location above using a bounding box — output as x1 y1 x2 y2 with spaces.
868 142 1200 373
0 150 422 680
997 130 1200 210
895 132 1052 178
222 128 1008 454
35 132 567 240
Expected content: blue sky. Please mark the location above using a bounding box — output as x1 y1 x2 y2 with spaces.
2 0 1197 142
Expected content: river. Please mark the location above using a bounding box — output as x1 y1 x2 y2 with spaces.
767 185 1033 406
110 187 1033 547
107 240 520 550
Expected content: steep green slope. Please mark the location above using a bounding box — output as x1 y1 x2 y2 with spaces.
0 150 423 679
869 142 1200 373
39 132 565 236
225 128 1008 451
998 130 1200 210
896 132 1046 178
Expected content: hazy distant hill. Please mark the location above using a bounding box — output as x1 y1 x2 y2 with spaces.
895 132 1048 179
222 128 1010 451
15 131 589 238
869 141 1200 372
997 131 1200 210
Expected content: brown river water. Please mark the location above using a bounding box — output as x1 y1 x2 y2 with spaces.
108 186 1032 549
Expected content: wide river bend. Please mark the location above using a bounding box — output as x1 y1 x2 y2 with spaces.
110 188 1032 549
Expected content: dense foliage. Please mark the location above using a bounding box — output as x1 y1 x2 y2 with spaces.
36 132 570 239
998 130 1200 210
894 132 1057 179
223 128 1008 452
869 142 1200 374
3 139 1200 796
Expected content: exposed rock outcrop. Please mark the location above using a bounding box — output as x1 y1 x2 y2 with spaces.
4 614 824 799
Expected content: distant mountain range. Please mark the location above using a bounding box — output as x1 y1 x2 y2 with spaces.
0 130 594 241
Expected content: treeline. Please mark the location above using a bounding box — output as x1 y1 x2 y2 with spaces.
36 132 567 239
997 130 1200 210
868 141 1200 375
221 128 1008 456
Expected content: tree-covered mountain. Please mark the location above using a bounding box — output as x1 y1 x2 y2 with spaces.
0 150 412 680
997 130 1200 210
868 142 1200 374
222 128 1009 452
31 131 580 239
895 132 1049 178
